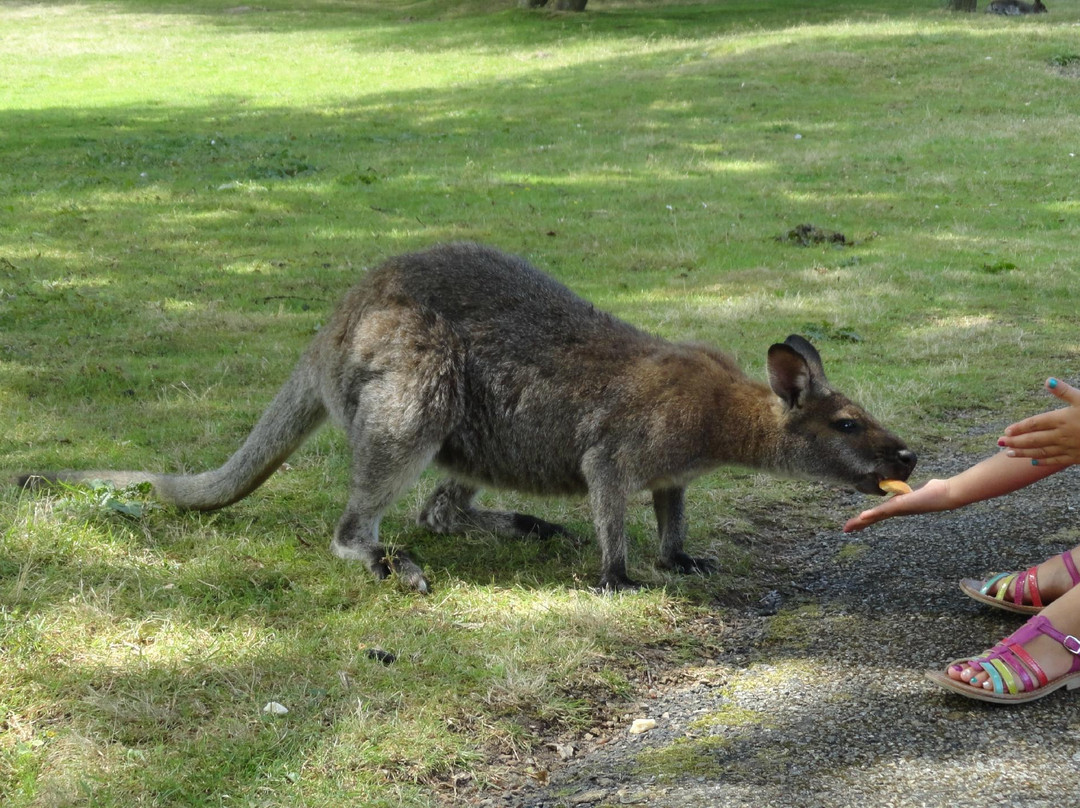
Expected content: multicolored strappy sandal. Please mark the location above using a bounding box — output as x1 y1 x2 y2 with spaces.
926 614 1080 704
958 550 1080 615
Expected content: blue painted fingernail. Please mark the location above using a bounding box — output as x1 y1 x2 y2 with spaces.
1049 378 1059 388
1032 459 1039 466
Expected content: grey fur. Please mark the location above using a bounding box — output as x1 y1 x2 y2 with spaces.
17 243 915 591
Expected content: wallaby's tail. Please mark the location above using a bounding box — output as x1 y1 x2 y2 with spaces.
16 365 327 512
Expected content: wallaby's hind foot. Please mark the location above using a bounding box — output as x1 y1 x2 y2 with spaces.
330 536 430 593
331 508 430 593
508 513 573 541
418 479 572 541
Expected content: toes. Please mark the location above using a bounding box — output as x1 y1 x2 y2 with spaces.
947 662 990 689
961 666 989 689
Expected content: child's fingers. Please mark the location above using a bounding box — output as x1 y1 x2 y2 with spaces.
842 484 932 532
843 510 882 532
1003 415 1056 438
1004 379 1078 437
1007 446 1072 465
1001 425 1060 450
842 501 898 532
1048 377 1080 405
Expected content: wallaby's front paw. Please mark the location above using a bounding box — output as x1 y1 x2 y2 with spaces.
661 551 717 575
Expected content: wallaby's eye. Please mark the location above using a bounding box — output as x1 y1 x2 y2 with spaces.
832 418 861 434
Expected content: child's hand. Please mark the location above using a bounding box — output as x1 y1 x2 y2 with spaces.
999 378 1080 467
842 479 951 532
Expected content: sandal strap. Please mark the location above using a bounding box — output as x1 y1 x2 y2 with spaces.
976 551 1080 608
1019 565 1042 609
977 641 1036 694
1003 638 1049 688
1062 551 1080 587
980 571 1016 599
975 657 1013 695
1017 614 1080 657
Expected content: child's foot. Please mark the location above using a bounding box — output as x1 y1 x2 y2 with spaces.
960 548 1080 614
930 590 1080 703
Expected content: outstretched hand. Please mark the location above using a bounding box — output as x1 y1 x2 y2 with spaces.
842 478 951 533
999 378 1080 467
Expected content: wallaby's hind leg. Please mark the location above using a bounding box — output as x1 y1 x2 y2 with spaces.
331 437 439 592
324 300 468 592
328 308 464 593
419 479 571 540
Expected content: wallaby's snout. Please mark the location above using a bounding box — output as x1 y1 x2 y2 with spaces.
875 445 918 494
842 428 917 496
842 433 917 496
894 447 918 474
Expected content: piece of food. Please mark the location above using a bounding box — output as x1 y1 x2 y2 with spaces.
879 479 912 495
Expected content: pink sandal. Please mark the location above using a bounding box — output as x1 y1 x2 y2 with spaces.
926 613 1080 704
959 550 1080 615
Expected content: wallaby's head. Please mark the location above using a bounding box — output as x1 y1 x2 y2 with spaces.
767 335 916 495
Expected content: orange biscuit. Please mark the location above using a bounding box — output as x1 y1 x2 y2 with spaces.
879 479 912 495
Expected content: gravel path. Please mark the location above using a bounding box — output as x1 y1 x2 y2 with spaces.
482 446 1080 808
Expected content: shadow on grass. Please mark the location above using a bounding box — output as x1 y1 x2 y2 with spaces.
9 0 931 43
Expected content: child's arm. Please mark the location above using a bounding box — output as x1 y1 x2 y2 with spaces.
844 377 1080 533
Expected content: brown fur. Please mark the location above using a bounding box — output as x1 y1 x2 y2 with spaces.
17 243 915 591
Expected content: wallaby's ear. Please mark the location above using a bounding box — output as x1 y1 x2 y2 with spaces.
781 334 827 381
767 335 827 408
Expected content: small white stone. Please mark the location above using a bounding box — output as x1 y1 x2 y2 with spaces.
263 701 289 715
628 718 657 735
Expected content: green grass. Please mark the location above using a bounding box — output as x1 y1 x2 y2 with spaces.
3 0 1080 804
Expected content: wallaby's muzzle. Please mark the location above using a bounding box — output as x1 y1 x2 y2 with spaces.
862 446 918 495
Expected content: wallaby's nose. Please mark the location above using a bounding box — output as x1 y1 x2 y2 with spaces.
896 448 917 472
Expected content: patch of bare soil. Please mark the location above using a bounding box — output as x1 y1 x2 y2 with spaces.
778 223 850 247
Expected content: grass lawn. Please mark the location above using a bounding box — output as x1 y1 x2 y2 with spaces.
2 0 1079 804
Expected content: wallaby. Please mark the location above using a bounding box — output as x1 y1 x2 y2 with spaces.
986 0 1047 14
17 243 916 592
